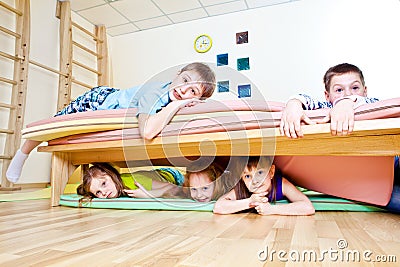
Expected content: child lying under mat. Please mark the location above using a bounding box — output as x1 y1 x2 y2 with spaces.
213 156 315 216
77 163 185 203
78 159 236 204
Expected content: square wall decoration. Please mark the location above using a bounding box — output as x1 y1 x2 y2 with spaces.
238 84 251 98
236 31 248 44
217 80 230 93
217 53 228 66
237 57 250 71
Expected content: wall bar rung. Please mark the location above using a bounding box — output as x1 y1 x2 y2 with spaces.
0 1 23 16
0 76 17 85
1 0 30 189
0 128 14 134
72 21 102 43
71 78 93 89
0 25 21 38
72 60 101 75
0 102 16 109
0 50 19 61
29 59 68 77
72 41 101 58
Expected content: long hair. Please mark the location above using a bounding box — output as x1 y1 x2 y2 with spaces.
76 163 128 205
233 156 278 203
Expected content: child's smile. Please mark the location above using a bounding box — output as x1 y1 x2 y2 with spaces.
172 89 182 100
189 172 215 202
169 70 204 101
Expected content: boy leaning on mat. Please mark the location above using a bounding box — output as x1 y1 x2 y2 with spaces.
279 62 399 213
6 62 216 184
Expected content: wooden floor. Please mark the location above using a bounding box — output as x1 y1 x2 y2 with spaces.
0 198 399 267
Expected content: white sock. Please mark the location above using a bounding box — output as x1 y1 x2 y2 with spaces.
6 149 29 183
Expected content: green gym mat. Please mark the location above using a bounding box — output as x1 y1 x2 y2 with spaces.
60 194 215 211
59 192 385 212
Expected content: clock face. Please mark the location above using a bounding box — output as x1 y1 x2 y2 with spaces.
194 34 212 53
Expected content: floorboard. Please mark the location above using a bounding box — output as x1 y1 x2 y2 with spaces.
0 199 399 266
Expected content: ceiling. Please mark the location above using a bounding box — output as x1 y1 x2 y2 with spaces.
70 0 298 37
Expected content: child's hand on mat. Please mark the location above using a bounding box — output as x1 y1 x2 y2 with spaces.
249 192 268 208
124 189 149 198
124 181 151 198
253 202 273 215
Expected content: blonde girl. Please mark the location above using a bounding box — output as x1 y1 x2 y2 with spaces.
183 161 234 202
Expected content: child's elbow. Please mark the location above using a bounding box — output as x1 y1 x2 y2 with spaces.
141 128 157 140
303 204 315 215
142 132 156 140
138 116 158 140
212 203 228 214
212 207 222 214
213 207 225 214
212 203 223 214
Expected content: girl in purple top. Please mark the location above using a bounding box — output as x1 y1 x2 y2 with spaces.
213 156 315 216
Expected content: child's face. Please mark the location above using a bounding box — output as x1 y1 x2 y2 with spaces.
189 172 215 202
89 174 118 198
325 72 367 103
169 70 205 101
241 165 274 193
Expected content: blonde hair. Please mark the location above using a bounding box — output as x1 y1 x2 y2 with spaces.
183 161 230 201
180 62 216 99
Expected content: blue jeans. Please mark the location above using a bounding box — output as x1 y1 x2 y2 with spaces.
386 184 400 213
385 156 400 213
55 86 118 116
394 155 399 185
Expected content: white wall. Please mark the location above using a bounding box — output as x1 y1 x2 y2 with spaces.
110 0 400 102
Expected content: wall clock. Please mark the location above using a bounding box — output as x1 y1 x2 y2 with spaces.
194 34 212 53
